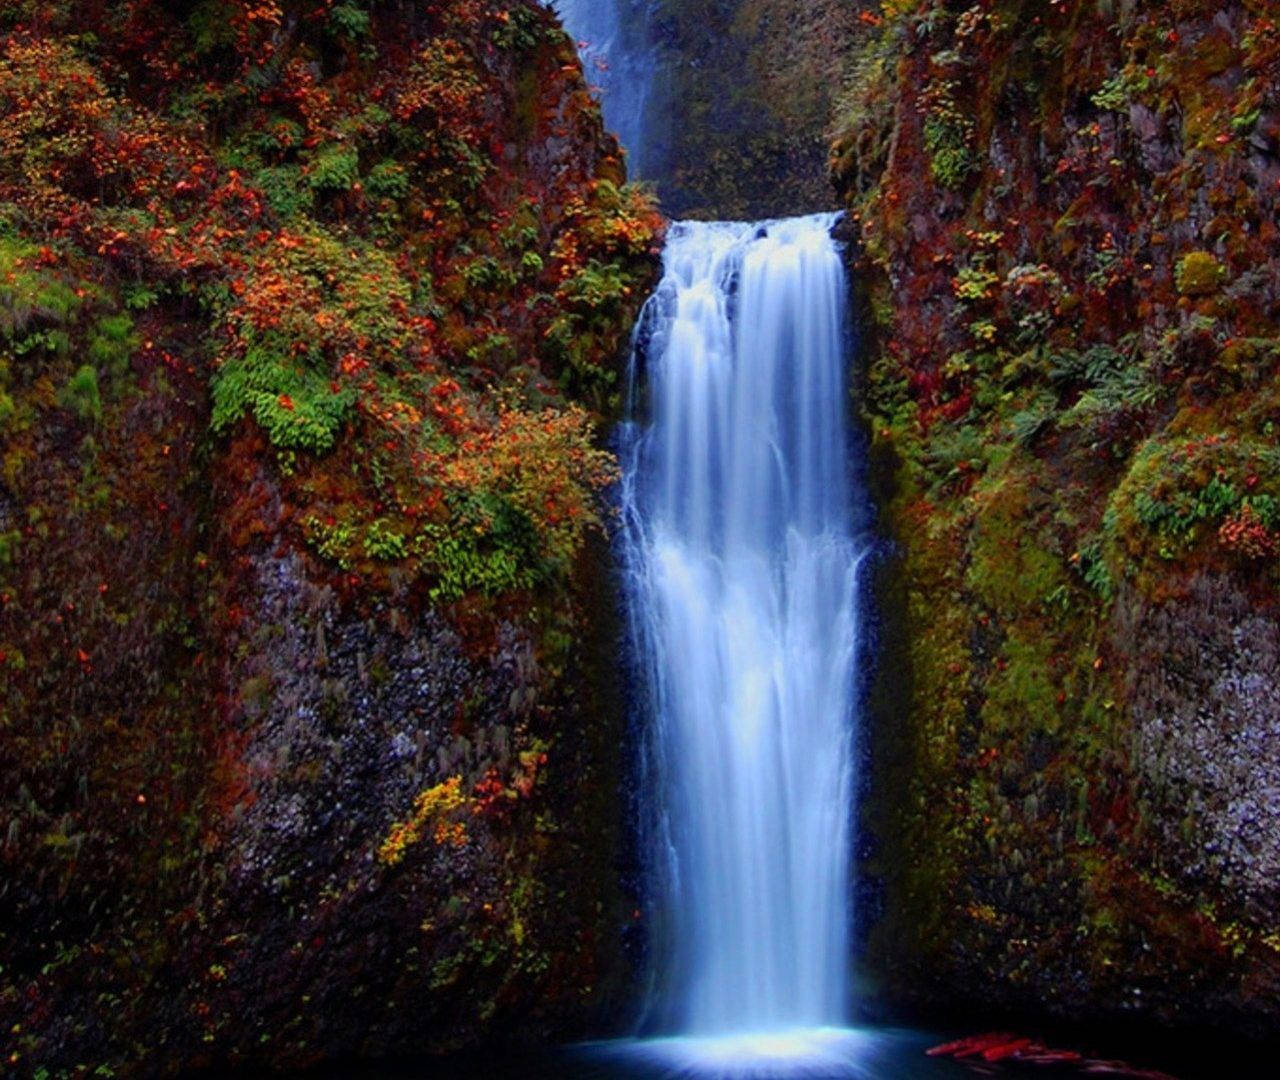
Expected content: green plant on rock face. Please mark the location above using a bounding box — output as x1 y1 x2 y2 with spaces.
363 518 408 561
520 251 543 278
926 423 986 493
921 80 976 190
211 335 355 453
364 160 410 201
1076 536 1115 603
463 256 518 294
185 0 238 54
491 4 543 51
306 143 360 194
421 516 541 603
88 313 138 381
58 364 100 422
1091 69 1142 112
328 1 371 39
1008 392 1058 447
1175 251 1226 296
953 265 1000 303
303 515 356 570
254 164 315 219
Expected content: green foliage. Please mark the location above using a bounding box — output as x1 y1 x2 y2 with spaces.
186 0 237 54
329 1 371 40
421 515 542 603
1008 392 1057 447
58 364 101 422
363 518 408 561
1076 536 1115 602
255 165 316 219
306 143 361 194
1091 71 1138 112
463 256 519 294
364 160 410 201
211 334 355 452
520 251 543 278
88 313 138 381
303 515 358 569
123 283 159 311
922 81 976 190
926 422 986 493
490 5 543 51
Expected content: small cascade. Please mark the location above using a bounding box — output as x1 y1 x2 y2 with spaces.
550 0 656 176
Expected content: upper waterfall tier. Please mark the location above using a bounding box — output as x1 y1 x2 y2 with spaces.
550 0 656 177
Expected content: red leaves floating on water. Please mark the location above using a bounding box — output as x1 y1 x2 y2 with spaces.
926 1033 1177 1078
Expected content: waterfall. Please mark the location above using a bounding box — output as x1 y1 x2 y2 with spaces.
618 214 867 1068
549 0 655 177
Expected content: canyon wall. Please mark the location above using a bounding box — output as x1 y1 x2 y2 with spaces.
0 2 659 1072
833 0 1280 1037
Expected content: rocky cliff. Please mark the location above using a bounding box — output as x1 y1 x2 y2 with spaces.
833 0 1280 1038
0 2 659 1073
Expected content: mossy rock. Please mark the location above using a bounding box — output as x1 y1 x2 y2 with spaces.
1175 251 1226 297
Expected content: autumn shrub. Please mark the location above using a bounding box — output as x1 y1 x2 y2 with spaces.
1218 503 1278 561
378 776 470 867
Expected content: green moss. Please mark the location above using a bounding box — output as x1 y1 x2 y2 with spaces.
58 364 101 422
983 626 1062 739
966 470 1066 620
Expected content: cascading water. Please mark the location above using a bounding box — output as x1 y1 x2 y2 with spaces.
615 214 868 1073
549 0 656 177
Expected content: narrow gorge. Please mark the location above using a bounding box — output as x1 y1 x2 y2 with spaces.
2 2 1279 1078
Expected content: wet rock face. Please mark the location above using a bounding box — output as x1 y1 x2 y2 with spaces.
189 539 624 1068
1128 577 1280 915
225 551 531 893
636 0 871 218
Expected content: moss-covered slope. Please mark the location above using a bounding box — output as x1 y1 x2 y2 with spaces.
0 2 660 1074
834 0 1280 1034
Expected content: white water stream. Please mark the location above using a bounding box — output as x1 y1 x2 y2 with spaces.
619 215 866 1070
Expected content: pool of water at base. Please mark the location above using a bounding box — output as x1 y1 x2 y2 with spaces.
310 1026 1046 1080
296 1020 1280 1080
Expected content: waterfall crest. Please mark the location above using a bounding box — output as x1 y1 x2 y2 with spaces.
622 214 866 1049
